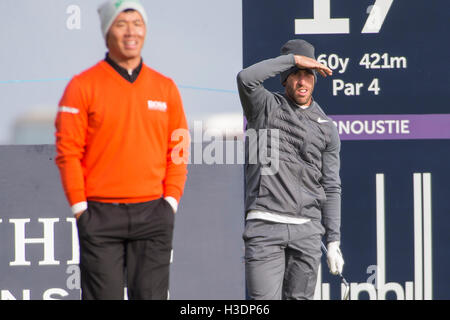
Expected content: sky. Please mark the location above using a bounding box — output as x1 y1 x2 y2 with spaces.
0 0 243 144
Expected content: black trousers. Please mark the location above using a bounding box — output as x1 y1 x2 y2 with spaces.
76 198 175 300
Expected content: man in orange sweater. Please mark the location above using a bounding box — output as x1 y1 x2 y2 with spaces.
55 0 189 300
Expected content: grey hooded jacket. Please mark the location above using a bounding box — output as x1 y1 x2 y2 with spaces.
237 53 341 243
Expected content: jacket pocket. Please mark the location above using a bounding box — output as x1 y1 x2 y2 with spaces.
256 160 302 214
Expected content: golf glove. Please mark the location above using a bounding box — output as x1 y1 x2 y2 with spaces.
326 241 344 275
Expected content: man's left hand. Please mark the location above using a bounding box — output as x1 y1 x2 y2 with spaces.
164 196 178 213
326 241 344 275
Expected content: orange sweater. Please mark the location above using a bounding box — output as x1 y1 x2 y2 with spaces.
55 61 189 206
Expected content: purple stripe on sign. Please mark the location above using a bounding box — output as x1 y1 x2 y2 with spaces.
329 114 450 140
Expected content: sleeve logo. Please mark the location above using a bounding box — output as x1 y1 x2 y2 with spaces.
58 106 79 114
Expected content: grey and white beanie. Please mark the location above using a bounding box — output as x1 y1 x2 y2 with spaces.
280 39 317 85
98 0 148 39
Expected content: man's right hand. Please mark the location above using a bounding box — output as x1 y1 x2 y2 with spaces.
74 210 87 220
294 55 333 77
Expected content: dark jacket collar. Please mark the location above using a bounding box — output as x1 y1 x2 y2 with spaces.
104 53 143 83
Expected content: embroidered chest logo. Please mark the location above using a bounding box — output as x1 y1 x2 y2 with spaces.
147 100 167 112
317 117 329 124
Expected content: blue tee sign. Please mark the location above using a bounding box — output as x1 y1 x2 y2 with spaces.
242 0 450 299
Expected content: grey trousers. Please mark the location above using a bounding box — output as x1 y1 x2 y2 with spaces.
243 219 324 300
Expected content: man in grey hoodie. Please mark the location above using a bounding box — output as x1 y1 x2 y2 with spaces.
237 39 344 300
